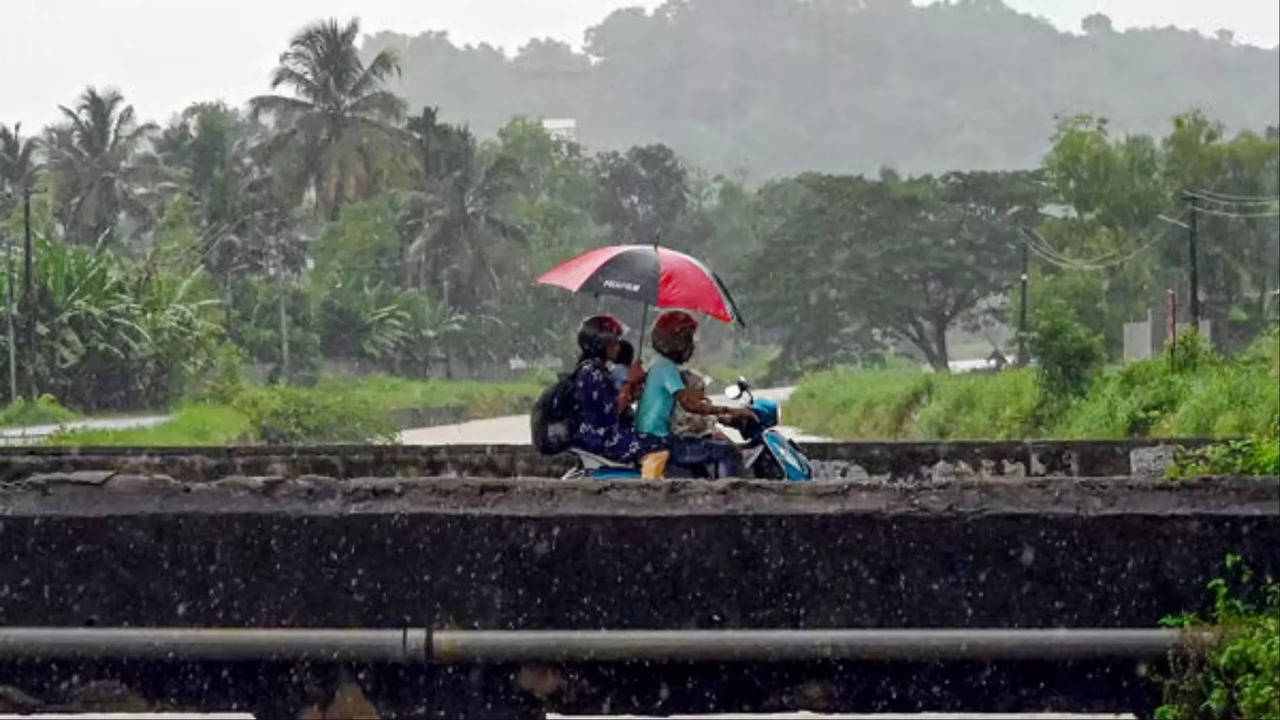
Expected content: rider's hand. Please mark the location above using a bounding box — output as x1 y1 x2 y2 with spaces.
625 358 646 386
729 407 757 422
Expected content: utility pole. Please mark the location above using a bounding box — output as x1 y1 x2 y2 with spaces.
1184 192 1200 333
3 232 16 404
275 236 289 386
22 186 35 399
1017 242 1029 366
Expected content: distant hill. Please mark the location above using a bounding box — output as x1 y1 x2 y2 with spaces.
363 0 1279 179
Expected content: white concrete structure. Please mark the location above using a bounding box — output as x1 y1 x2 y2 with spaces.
541 118 578 141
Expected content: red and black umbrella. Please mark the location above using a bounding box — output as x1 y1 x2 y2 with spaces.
537 244 745 327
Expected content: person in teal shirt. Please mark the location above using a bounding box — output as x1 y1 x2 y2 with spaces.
636 311 754 477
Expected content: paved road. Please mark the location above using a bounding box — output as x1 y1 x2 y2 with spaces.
0 414 173 446
398 387 828 445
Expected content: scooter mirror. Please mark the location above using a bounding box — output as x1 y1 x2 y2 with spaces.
723 384 743 400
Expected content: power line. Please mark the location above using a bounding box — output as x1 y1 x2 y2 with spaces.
1190 204 1280 219
1187 191 1278 208
1019 228 1165 272
1192 188 1280 203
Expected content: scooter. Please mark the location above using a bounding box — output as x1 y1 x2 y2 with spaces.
722 377 814 481
564 376 814 482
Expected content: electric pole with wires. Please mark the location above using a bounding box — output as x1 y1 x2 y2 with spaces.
1183 191 1200 332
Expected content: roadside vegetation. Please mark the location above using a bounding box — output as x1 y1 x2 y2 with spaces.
788 326 1279 457
0 395 78 429
46 374 543 446
1158 555 1279 719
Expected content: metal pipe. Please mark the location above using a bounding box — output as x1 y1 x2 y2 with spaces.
431 628 1191 663
0 628 427 662
0 627 1201 663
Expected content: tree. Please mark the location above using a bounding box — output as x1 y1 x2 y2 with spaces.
593 144 688 244
250 17 406 220
401 122 526 313
747 171 1038 373
0 123 40 200
44 87 167 247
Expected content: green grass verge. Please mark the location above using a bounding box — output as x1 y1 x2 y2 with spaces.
322 374 543 420
46 405 252 446
787 330 1279 441
43 376 546 446
0 395 79 428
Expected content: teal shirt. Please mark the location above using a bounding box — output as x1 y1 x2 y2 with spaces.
636 356 685 437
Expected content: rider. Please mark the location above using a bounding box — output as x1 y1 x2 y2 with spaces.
635 311 754 478
570 315 648 464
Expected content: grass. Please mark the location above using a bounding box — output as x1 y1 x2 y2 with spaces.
787 330 1279 442
319 374 544 420
46 405 252 446
42 375 546 447
0 395 79 428
786 369 931 440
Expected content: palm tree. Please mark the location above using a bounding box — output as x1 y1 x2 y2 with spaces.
250 17 406 220
45 87 167 247
0 123 40 199
402 123 527 313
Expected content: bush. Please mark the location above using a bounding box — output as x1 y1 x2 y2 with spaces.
1029 298 1104 400
916 368 1040 440
787 327 1279 441
786 370 930 440
1157 556 1279 719
1058 330 1278 440
232 385 398 445
1168 438 1280 479
0 395 79 428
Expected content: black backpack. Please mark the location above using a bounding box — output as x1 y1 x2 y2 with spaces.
530 363 585 455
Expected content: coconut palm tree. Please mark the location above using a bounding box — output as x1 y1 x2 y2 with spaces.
0 123 41 199
45 87 167 247
401 122 526 313
250 17 406 220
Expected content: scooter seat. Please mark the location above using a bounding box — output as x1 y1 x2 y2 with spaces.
568 448 633 469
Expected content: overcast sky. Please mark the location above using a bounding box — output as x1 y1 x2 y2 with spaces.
4 0 1277 132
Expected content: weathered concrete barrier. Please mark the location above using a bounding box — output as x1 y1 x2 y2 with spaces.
0 473 1275 717
0 437 1218 482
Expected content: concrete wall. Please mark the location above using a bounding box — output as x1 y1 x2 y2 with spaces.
0 474 1275 716
0 437 1218 484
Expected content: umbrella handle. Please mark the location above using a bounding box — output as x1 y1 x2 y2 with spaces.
637 302 650 365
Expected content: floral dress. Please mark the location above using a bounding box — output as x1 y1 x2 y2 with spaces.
572 360 647 463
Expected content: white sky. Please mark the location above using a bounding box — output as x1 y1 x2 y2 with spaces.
3 0 1277 132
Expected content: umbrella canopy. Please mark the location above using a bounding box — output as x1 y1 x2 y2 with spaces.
537 244 744 325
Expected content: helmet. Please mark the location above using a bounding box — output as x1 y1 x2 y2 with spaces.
651 311 698 363
577 315 626 359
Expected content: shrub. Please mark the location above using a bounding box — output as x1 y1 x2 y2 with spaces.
1168 438 1280 479
1157 556 1279 719
0 395 79 428
1029 298 1104 400
232 385 398 445
786 369 929 440
915 368 1040 440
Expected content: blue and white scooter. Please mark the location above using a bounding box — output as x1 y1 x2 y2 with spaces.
567 376 813 481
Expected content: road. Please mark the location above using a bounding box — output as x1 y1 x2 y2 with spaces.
397 386 828 445
0 414 172 446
